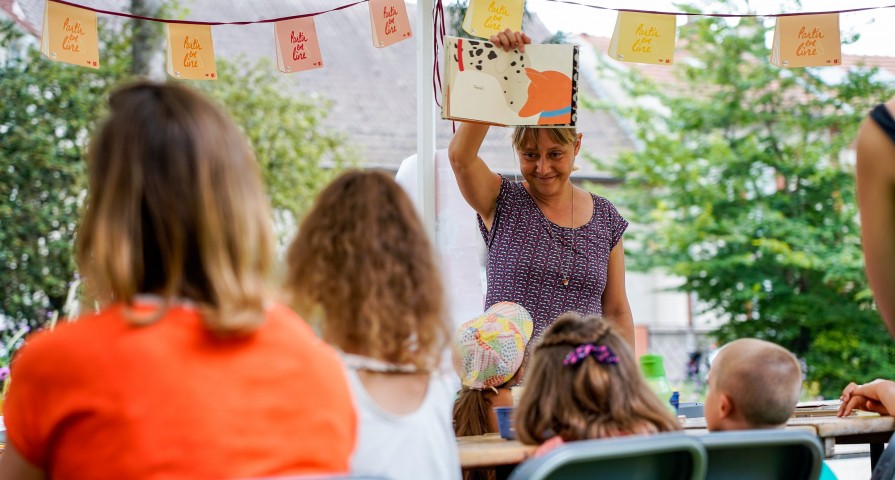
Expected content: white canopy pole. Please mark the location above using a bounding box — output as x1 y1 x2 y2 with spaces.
416 0 437 240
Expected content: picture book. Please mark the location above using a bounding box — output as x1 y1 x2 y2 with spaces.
442 36 579 127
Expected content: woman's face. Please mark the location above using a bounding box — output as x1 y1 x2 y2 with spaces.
517 130 582 197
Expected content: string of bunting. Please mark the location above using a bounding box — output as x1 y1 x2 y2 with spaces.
39 0 895 79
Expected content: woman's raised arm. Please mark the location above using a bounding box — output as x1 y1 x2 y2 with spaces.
446 29 531 227
447 122 502 226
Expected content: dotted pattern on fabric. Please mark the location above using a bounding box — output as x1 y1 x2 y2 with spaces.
453 302 533 389
477 176 628 347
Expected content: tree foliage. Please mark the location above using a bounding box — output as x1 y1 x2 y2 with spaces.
0 18 353 352
592 6 895 397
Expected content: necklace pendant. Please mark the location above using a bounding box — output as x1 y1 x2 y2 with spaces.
562 278 569 286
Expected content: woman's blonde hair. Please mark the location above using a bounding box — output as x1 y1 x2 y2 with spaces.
76 81 275 334
285 170 449 371
516 312 680 445
511 127 578 152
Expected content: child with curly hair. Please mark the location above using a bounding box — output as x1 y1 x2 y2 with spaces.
285 170 459 480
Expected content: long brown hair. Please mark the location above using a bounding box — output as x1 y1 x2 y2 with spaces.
453 388 492 438
516 312 680 445
453 366 522 438
285 170 448 370
76 81 274 333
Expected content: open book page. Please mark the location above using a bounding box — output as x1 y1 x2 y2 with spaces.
442 36 578 127
793 400 856 417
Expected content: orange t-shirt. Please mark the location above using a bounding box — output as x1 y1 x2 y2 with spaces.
4 301 357 479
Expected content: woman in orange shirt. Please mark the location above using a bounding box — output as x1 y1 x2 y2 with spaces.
0 81 356 479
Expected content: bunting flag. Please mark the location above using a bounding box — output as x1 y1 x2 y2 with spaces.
608 11 677 65
275 18 324 73
461 0 525 39
165 23 218 80
34 0 887 77
368 0 413 48
770 13 841 68
40 1 99 69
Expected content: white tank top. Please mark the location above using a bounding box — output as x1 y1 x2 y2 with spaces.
344 363 462 480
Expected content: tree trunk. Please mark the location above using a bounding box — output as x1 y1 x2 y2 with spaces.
130 0 162 78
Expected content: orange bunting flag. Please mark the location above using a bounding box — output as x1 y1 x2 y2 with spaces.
166 23 218 80
770 13 841 68
368 0 413 48
462 0 524 39
274 18 324 73
40 1 100 69
608 11 677 66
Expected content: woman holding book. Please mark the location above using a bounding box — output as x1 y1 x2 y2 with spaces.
447 30 634 349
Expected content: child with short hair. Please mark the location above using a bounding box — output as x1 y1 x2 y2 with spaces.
515 312 680 454
703 338 802 431
285 170 459 480
704 338 837 479
452 302 533 437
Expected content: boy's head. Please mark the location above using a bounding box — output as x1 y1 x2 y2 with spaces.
705 338 802 431
453 302 533 390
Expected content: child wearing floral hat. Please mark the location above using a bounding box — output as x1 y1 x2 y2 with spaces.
452 301 533 440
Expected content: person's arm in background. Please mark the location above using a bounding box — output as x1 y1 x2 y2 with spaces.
856 98 895 337
602 239 635 347
446 29 530 229
838 379 895 417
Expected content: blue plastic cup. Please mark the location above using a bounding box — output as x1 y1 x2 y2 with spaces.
494 406 516 440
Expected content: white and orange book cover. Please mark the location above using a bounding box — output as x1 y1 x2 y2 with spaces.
442 36 579 127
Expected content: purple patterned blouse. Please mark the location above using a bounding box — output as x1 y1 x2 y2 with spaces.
478 176 628 343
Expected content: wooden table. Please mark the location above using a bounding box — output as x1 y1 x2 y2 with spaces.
457 433 535 469
457 414 895 470
683 413 895 468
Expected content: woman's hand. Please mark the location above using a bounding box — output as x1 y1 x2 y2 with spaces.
838 379 895 417
489 29 531 53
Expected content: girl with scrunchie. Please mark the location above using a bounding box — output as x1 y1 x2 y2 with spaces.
515 311 680 456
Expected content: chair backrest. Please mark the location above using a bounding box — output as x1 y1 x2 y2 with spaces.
700 429 824 480
871 431 895 480
507 433 706 480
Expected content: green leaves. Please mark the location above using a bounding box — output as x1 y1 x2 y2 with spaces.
0 18 353 346
589 5 895 398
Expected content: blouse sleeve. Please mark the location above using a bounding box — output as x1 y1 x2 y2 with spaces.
605 198 629 249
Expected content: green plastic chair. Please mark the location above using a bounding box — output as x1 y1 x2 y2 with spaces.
700 429 824 480
506 433 707 480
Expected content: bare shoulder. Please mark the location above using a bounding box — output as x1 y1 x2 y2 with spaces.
857 105 895 182
356 371 432 415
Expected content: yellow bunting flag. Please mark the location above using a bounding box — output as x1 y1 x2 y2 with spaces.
368 0 413 48
274 18 324 73
770 13 841 68
608 11 677 65
40 1 100 69
461 0 524 39
166 23 218 80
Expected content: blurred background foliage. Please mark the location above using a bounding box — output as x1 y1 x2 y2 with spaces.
590 1 895 398
0 6 353 356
